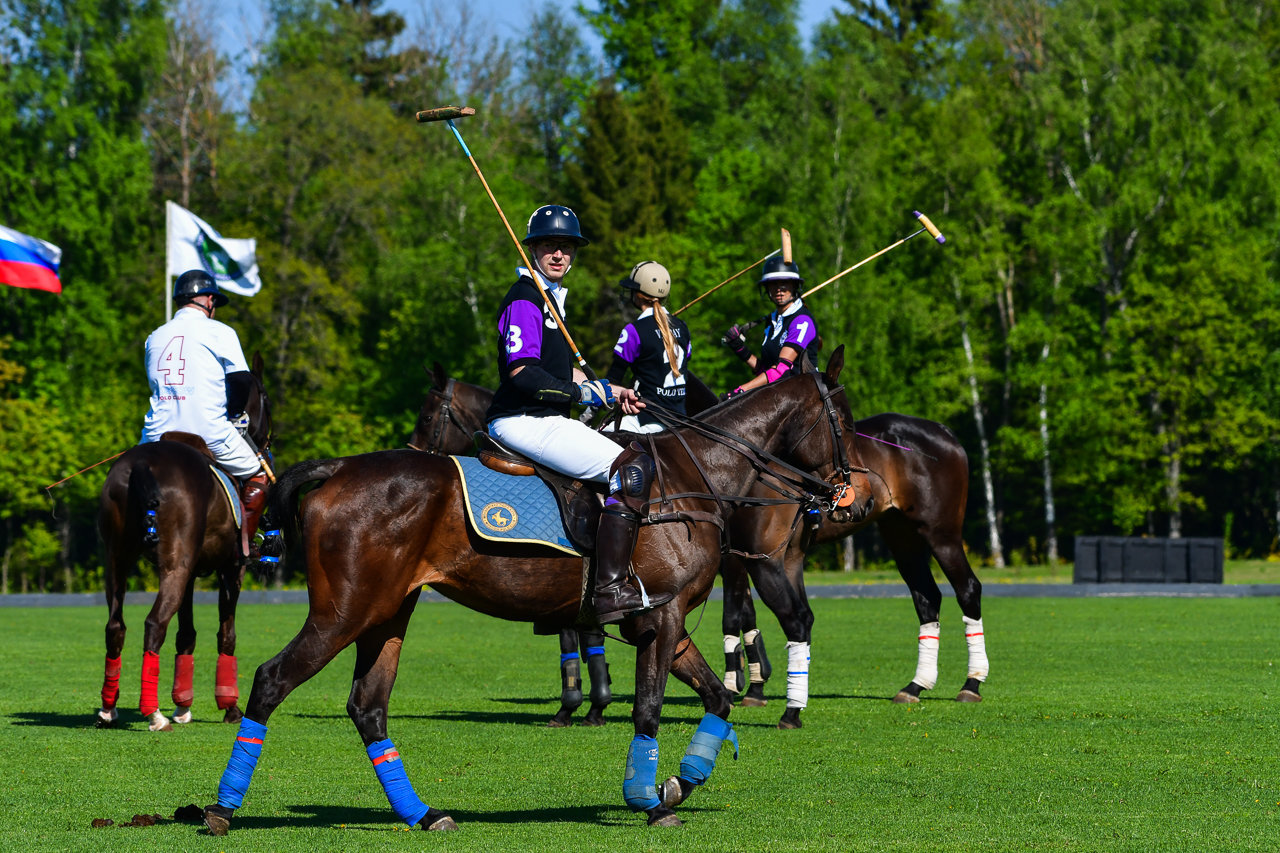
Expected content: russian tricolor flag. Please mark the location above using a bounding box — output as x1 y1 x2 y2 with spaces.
0 224 62 294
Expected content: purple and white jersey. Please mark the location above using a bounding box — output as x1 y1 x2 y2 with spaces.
759 297 820 373
140 306 249 444
609 307 691 421
487 273 577 421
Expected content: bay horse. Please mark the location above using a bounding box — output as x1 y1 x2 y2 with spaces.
409 364 983 728
201 351 857 834
95 353 272 732
721 413 985 730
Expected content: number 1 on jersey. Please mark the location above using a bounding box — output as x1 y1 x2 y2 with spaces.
159 336 186 385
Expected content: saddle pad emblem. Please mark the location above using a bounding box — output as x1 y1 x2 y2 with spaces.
451 455 580 555
481 502 518 533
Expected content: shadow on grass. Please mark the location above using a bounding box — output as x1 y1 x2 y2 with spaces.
210 801 709 831
9 710 249 730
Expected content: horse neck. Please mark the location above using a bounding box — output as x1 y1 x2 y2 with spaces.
650 378 819 497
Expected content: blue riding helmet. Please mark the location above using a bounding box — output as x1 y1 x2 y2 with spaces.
174 268 229 307
523 205 589 247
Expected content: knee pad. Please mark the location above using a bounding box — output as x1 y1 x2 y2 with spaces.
609 444 654 512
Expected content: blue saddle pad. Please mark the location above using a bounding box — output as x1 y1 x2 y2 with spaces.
209 466 243 530
451 456 581 556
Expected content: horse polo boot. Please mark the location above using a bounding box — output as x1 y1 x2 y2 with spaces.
239 471 271 561
593 445 672 624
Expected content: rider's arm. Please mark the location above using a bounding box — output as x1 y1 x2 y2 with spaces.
509 363 581 404
730 345 801 395
225 370 254 416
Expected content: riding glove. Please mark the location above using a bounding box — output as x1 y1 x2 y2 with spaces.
721 325 752 362
578 379 615 407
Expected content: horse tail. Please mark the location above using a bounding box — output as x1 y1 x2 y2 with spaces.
265 458 344 581
127 461 162 547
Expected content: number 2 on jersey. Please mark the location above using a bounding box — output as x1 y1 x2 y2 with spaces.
158 336 186 385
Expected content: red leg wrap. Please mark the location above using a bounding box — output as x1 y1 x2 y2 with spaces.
172 653 195 706
215 654 239 710
140 650 161 716
101 655 122 709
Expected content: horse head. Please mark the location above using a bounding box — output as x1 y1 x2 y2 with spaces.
803 346 874 523
408 363 487 455
244 352 272 452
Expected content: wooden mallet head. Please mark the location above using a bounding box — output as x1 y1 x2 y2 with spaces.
913 211 946 244
781 228 792 264
416 105 476 123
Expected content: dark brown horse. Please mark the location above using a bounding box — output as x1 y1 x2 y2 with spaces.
721 413 985 730
201 352 856 834
95 354 272 731
406 362 723 728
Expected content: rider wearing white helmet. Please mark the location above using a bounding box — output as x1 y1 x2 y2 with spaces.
605 261 691 433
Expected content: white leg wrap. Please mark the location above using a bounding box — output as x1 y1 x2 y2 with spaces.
173 705 193 725
913 621 940 690
963 615 989 681
785 641 809 709
96 707 118 725
723 634 742 693
745 628 764 684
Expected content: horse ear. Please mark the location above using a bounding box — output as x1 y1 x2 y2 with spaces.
824 345 845 384
252 351 264 378
430 361 448 390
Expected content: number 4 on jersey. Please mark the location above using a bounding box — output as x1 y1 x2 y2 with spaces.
159 336 186 385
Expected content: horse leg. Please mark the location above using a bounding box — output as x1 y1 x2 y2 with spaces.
929 536 986 701
580 630 611 726
719 557 749 696
548 629 583 727
140 568 195 732
170 588 196 724
658 632 738 810
745 545 813 729
347 591 456 831
881 516 943 704
97 534 133 728
214 561 247 723
740 590 773 707
203 611 361 836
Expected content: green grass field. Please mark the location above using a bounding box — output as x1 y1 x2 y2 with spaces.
1 595 1276 852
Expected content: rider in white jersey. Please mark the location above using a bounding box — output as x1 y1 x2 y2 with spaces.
140 269 270 558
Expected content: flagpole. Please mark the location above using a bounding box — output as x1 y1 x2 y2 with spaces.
164 201 173 321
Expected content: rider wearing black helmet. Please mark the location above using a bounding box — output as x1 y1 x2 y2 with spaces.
721 255 819 397
485 206 672 624
141 269 270 561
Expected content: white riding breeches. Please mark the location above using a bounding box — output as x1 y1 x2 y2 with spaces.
489 413 624 484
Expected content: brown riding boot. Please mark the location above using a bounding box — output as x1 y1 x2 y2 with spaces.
592 446 672 624
240 471 270 560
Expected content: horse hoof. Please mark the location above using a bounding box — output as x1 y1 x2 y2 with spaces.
956 689 983 703
647 806 683 828
419 808 458 831
660 776 694 808
777 709 802 729
148 712 173 732
892 691 920 704
95 708 118 728
223 705 244 724
738 696 766 707
173 706 193 725
547 710 573 727
581 710 606 727
202 804 233 836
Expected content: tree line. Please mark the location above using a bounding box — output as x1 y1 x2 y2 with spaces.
2 0 1278 592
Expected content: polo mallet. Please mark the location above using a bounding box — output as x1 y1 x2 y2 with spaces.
734 212 946 336
416 105 601 382
801 210 945 300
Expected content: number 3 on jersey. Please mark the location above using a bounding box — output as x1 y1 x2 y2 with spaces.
158 336 186 385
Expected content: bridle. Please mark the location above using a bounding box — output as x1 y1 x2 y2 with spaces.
408 378 462 454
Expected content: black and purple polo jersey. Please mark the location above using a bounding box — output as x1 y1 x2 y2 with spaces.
758 299 819 374
487 276 575 420
607 309 692 425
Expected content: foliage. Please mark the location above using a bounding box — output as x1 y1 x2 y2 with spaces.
3 0 1280 590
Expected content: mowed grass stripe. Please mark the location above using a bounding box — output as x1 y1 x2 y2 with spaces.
0 596 1275 852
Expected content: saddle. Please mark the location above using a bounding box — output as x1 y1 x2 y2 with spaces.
474 433 603 553
159 431 249 557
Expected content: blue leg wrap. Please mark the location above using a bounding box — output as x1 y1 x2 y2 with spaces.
586 645 605 657
678 713 739 786
367 739 430 826
623 734 661 811
560 652 578 664
217 718 267 809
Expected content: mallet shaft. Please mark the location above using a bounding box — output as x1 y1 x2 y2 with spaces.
672 248 780 316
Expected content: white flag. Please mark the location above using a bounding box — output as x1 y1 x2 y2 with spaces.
165 200 262 296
